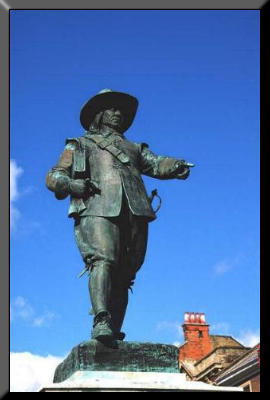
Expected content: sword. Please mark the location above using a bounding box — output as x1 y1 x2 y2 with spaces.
182 161 195 168
78 265 90 278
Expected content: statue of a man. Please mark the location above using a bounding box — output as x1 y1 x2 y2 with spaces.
46 89 193 342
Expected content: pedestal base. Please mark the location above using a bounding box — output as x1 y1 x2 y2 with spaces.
40 370 243 392
39 340 243 392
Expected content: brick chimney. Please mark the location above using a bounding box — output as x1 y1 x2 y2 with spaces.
179 312 213 362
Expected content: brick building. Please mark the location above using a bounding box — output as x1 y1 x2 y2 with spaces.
178 312 251 384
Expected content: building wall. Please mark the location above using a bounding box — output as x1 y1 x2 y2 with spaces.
250 374 260 392
194 347 248 377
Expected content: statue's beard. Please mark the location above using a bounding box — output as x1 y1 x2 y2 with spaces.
101 120 122 133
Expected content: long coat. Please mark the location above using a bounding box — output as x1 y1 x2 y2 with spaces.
46 131 183 221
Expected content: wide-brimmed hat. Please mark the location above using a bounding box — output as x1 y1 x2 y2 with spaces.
80 89 138 132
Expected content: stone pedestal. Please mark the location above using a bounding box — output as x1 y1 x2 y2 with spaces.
39 340 243 392
53 340 179 383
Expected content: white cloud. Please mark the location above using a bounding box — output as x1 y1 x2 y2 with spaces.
10 159 23 230
11 297 34 322
11 296 56 328
14 296 27 308
157 321 183 335
213 254 243 276
214 260 233 275
211 322 230 334
236 329 260 348
10 352 64 392
157 320 184 344
33 312 56 328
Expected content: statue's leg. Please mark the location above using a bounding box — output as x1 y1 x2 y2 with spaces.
88 262 115 341
88 261 112 316
74 215 120 341
109 276 129 340
127 216 149 281
109 198 149 340
108 197 130 340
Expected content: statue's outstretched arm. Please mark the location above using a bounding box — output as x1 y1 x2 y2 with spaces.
139 142 192 180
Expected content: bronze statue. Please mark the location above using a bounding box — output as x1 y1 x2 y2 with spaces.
46 89 194 343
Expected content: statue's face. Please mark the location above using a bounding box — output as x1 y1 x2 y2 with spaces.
101 108 123 131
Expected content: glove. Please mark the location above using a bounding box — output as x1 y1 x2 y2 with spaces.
54 175 70 199
173 160 190 180
176 167 190 180
174 159 187 173
69 179 88 198
55 176 87 199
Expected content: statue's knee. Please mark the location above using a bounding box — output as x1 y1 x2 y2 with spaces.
89 260 115 274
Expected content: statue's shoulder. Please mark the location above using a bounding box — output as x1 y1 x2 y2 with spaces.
65 136 82 146
65 135 92 150
132 141 149 153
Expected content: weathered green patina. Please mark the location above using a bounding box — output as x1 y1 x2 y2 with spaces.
53 341 180 383
46 89 194 342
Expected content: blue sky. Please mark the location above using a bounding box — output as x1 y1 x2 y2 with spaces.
10 10 260 383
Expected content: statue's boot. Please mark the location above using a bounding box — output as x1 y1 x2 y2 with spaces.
89 262 114 341
92 311 114 341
